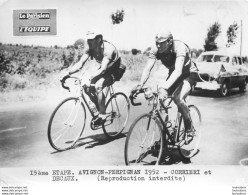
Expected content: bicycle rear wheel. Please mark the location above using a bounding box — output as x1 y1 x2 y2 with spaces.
125 113 164 165
177 105 202 159
102 92 130 138
48 97 86 151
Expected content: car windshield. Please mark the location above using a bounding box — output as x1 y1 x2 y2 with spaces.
214 55 229 63
197 55 214 62
197 54 229 63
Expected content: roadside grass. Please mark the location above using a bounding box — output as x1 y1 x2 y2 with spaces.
0 53 169 106
1 44 247 105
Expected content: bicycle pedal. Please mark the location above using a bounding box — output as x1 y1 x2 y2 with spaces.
91 123 102 130
175 140 186 147
187 132 195 137
185 136 193 144
90 119 103 130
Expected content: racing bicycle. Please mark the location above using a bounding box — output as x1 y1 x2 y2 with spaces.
124 86 201 165
47 75 130 151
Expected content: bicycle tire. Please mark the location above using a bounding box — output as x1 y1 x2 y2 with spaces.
48 97 86 151
102 92 130 138
177 105 202 159
124 113 165 166
219 81 229 97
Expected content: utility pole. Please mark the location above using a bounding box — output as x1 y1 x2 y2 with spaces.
240 20 242 56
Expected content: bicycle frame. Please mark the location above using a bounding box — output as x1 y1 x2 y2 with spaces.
49 75 130 150
152 97 177 146
63 76 116 118
104 86 121 115
155 98 195 148
127 87 201 164
83 85 116 116
138 91 183 147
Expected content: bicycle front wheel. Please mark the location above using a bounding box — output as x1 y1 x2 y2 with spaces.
125 113 164 166
177 105 202 159
48 97 86 151
102 92 130 138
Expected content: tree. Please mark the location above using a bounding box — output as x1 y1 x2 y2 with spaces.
143 47 151 56
226 21 239 47
73 39 85 49
204 22 221 51
131 49 141 55
0 50 11 74
111 9 125 25
191 48 203 58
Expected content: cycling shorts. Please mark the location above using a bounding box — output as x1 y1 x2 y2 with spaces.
90 58 126 93
167 71 198 95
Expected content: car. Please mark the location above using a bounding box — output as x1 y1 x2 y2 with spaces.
194 51 248 96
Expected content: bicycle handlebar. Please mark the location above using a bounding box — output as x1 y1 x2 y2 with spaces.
60 75 83 92
129 89 145 106
129 95 142 106
60 75 71 91
129 86 174 108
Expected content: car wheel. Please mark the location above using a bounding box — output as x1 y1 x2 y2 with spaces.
239 81 247 93
219 82 228 97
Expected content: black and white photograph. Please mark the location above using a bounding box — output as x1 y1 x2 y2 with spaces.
0 0 248 194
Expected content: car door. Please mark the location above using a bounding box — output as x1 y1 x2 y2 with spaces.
236 56 246 84
230 56 240 87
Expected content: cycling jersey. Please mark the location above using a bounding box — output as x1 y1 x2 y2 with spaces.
85 40 120 69
148 40 197 75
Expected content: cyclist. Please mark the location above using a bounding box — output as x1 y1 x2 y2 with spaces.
132 29 198 135
61 30 126 126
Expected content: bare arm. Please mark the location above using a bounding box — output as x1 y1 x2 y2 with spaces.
90 57 110 79
139 58 156 87
164 56 185 89
67 54 90 75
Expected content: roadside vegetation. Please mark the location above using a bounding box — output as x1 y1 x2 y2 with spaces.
0 43 150 104
0 41 247 104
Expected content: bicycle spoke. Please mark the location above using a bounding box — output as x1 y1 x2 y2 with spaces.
177 105 202 159
135 149 150 164
102 93 130 138
53 133 63 143
51 125 69 137
125 114 163 165
48 97 86 151
63 100 78 126
66 101 81 126
133 118 146 144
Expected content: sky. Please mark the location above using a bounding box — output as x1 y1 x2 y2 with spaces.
0 0 248 55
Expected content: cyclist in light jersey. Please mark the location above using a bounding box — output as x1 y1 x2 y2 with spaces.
133 30 198 134
62 30 126 125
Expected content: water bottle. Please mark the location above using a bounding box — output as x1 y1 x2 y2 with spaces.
144 87 154 102
88 101 99 117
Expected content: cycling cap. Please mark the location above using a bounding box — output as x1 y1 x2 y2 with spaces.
155 30 173 43
85 30 102 40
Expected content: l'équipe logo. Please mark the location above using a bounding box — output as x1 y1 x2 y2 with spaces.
19 26 50 32
13 9 57 36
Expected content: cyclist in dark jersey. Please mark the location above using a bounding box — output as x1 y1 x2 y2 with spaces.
133 30 198 134
61 30 126 125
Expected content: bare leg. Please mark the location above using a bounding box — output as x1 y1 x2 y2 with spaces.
97 91 106 114
95 76 112 116
172 80 192 130
95 74 113 119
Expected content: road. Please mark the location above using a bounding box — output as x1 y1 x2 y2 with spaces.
0 88 248 167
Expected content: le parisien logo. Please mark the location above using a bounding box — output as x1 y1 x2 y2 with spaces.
13 9 57 36
19 12 50 20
